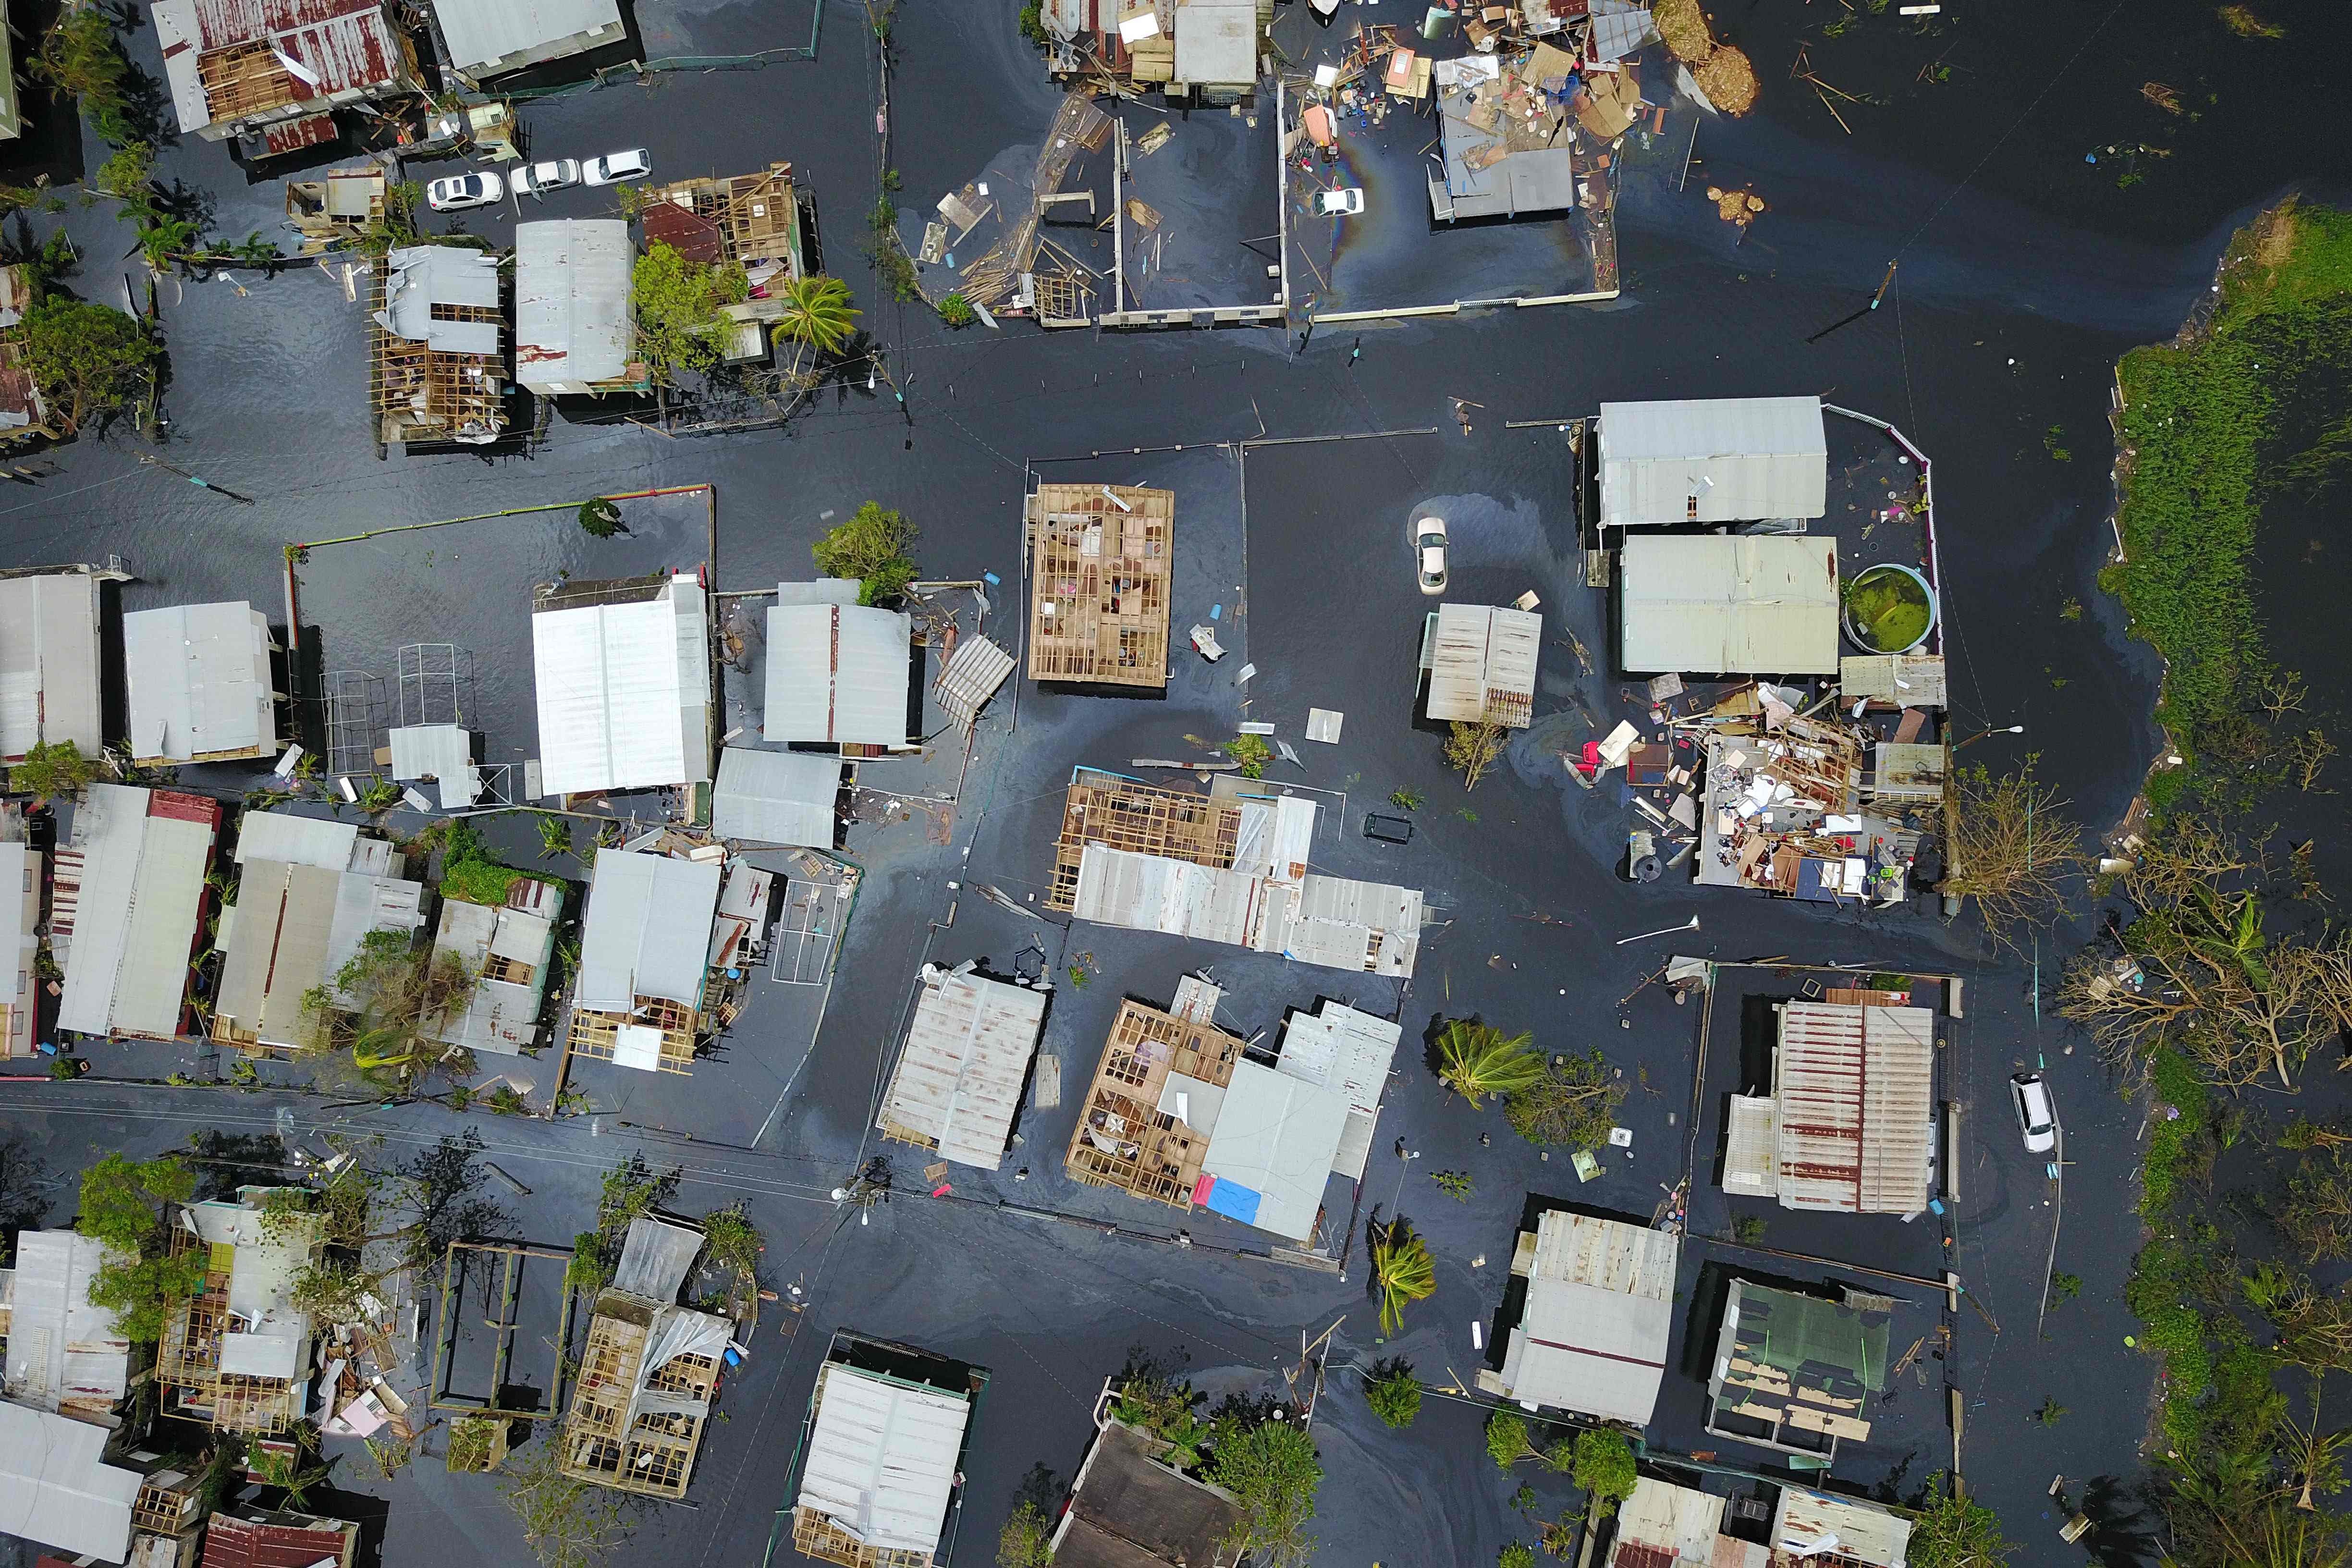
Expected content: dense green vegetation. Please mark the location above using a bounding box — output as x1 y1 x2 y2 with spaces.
1844 565 1932 651
75 1153 206 1341
812 500 919 606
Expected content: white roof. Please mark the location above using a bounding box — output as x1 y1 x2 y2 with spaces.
380 245 503 356
1598 396 1827 527
576 848 722 1011
0 1400 140 1561
764 600 913 746
532 575 712 796
882 972 1048 1171
1200 1059 1353 1242
1498 1211 1679 1423
1770 1002 1936 1214
1424 603 1542 726
1619 534 1841 675
56 785 213 1039
434 0 625 76
1070 844 1423 979
711 747 841 846
0 571 104 760
3 1230 131 1416
233 810 363 871
1772 1488 1912 1567
432 898 557 1056
1173 0 1257 85
388 723 481 807
121 601 277 761
514 219 635 391
797 1362 972 1557
1614 1477 1728 1565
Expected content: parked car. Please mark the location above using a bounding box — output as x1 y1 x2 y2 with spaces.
425 171 502 211
1413 516 1448 595
1317 186 1365 216
2010 1072 2058 1153
582 148 652 186
512 158 581 197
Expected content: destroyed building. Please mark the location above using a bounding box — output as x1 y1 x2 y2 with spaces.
199 1509 359 1568
1724 999 1936 1215
1422 602 1542 727
763 581 914 752
1597 396 1828 530
560 1217 730 1499
1052 1416 1248 1568
530 572 712 799
53 786 224 1043
878 968 1048 1172
157 1193 326 1433
1481 1208 1678 1425
152 0 424 156
430 0 628 85
1704 1280 1889 1459
789 1332 987 1568
636 161 811 359
1604 1476 1912 1568
285 167 386 255
514 219 644 396
122 601 283 766
428 875 562 1056
567 847 723 1075
1067 981 1245 1210
370 245 509 447
1026 484 1174 690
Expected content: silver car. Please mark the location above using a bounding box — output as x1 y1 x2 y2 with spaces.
2010 1072 2058 1153
1414 516 1448 595
513 158 580 197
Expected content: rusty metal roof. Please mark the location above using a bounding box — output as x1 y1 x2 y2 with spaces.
1770 1002 1934 1214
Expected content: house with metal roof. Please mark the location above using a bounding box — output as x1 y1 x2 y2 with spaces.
0 1400 143 1562
514 219 642 395
1052 1418 1247 1568
371 245 508 447
232 810 387 875
52 786 222 1042
156 1194 325 1433
1 835 37 1059
1619 535 1840 676
1197 1059 1352 1244
1607 1476 1760 1568
1422 602 1542 727
1481 1209 1679 1425
789 1332 987 1568
1026 483 1173 689
0 564 107 764
150 0 423 155
1067 982 1247 1210
197 1508 359 1568
1597 397 1828 529
1768 1487 1912 1567
213 853 426 1054
1704 1280 1889 1459
1169 0 1256 99
561 1217 730 1499
1724 1001 1935 1215
879 968 1048 1172
431 0 628 84
567 847 723 1074
427 879 560 1056
122 601 282 766
2 1230 135 1426
711 747 841 847
765 583 914 749
530 572 712 799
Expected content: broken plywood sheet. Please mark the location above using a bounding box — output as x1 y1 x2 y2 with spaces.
1125 196 1164 230
938 184 993 240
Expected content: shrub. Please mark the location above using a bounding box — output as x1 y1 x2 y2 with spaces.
1223 734 1272 778
1364 1359 1420 1428
8 739 98 796
813 501 920 607
939 293 978 328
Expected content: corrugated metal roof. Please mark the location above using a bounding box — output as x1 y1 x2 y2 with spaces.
1285 874 1422 977
0 572 104 760
156 0 407 137
1599 397 1827 527
1769 1488 1911 1567
611 1216 703 1302
1425 603 1542 726
387 723 480 806
797 1362 971 1557
198 1512 356 1568
233 809 361 871
531 574 711 796
122 601 278 761
1613 1477 1727 1565
1200 1060 1351 1242
1771 1002 1934 1214
712 747 840 847
1839 654 1946 708
514 219 635 391
0 1401 140 1560
576 848 722 1011
763 600 912 747
433 0 625 77
380 245 502 355
882 971 1047 1170
1274 1001 1398 1119
430 897 556 1055
1724 1095 1779 1197
1619 535 1840 676
1172 0 1255 85
1 842 32 1056
3 1230 131 1417
934 636 1016 731
56 785 215 1038
1499 1211 1678 1422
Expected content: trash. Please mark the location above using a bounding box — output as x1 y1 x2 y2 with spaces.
1138 121 1175 155
1514 589 1542 612
1125 197 1163 230
1239 721 1275 735
1189 625 1226 660
1572 1150 1602 1181
1306 708 1345 743
1275 739 1303 767
1236 662 1258 684
1608 1127 1633 1147
1210 603 1222 620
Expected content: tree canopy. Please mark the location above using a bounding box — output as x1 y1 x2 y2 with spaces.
812 500 919 606
6 738 98 797
20 295 159 434
631 242 748 382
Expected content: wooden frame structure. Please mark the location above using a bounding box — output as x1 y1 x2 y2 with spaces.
641 162 808 271
367 256 507 446
560 1292 721 1499
1048 769 1240 910
1025 484 1173 688
566 996 700 1074
428 1240 580 1420
1066 997 1244 1208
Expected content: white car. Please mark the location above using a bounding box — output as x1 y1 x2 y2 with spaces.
2010 1072 2058 1154
425 171 503 211
583 148 652 186
1414 516 1448 595
512 158 581 197
1318 186 1365 216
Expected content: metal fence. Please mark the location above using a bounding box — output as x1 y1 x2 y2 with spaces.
498 4 829 104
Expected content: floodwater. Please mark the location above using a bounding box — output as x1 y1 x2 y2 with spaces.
4 0 2351 1564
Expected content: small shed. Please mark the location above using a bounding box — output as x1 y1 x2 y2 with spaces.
879 969 1048 1171
1608 1477 1744 1568
514 219 638 395
0 565 106 762
531 573 712 797
198 1512 359 1568
1618 535 1840 675
1198 1059 1351 1243
1 839 37 1058
764 592 913 748
934 636 1016 732
1705 1280 1888 1458
1770 1488 1912 1568
1488 1210 1678 1424
712 747 842 847
388 722 481 808
1422 603 1542 727
432 0 627 82
1598 396 1828 528
122 601 282 764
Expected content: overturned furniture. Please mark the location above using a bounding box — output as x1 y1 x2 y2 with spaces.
559 1217 729 1499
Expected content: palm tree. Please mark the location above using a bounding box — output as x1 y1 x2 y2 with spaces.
1435 1020 1544 1107
773 274 861 358
1371 1221 1436 1335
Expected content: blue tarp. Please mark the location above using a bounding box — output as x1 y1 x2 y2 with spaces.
1204 1178 1262 1225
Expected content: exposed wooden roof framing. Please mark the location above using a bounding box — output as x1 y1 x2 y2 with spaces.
1066 997 1245 1209
1026 484 1173 688
1048 769 1239 911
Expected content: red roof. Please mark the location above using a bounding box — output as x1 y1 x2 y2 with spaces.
147 790 224 828
184 0 402 100
643 203 724 266
262 112 338 156
200 1515 355 1568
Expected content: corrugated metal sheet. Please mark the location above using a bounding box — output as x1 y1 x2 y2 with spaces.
611 1216 704 1302
3 1230 131 1417
1425 603 1542 726
1598 396 1827 527
430 897 555 1055
797 1362 971 1556
1285 875 1421 977
198 1512 355 1568
122 601 278 761
514 219 634 391
531 575 710 796
1274 1001 1398 1119
712 747 841 847
157 0 406 137
1770 1488 1911 1568
1613 1477 1727 1566
576 849 722 1011
1771 1003 1934 1214
0 1401 139 1560
1724 1095 1779 1197
434 0 625 77
380 245 502 355
233 809 360 871
387 723 480 806
1839 654 1946 708
1172 0 1255 85
1619 535 1840 675
1200 1060 1351 1243
933 636 1015 730
0 572 104 761
762 600 912 746
1499 1211 1678 1422
882 971 1046 1170
56 785 214 1038
216 861 334 1048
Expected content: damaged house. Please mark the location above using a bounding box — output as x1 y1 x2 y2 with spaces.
53 785 224 1044
122 601 283 766
1026 483 1173 691
1705 1279 1889 1460
370 244 509 447
636 161 812 360
566 847 723 1075
560 1216 731 1499
157 1192 326 1433
2 1229 138 1426
1052 1413 1248 1568
151 0 424 157
1724 999 1936 1215
788 1332 988 1568
427 876 562 1056
1596 396 1828 531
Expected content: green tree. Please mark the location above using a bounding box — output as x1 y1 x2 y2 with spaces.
8 739 98 796
32 9 128 117
630 241 748 382
86 1248 208 1341
1207 1420 1321 1567
997 1499 1053 1567
1569 1429 1638 1512
1499 1547 1534 1568
1486 1410 1540 1470
1363 1358 1421 1428
76 1153 193 1250
93 142 153 201
1222 734 1272 779
19 296 159 434
566 1153 682 1294
1435 1020 1544 1107
577 497 624 539
938 292 978 328
1370 1221 1436 1335
812 500 919 607
1506 1050 1628 1151
1907 1473 2013 1568
773 274 862 357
